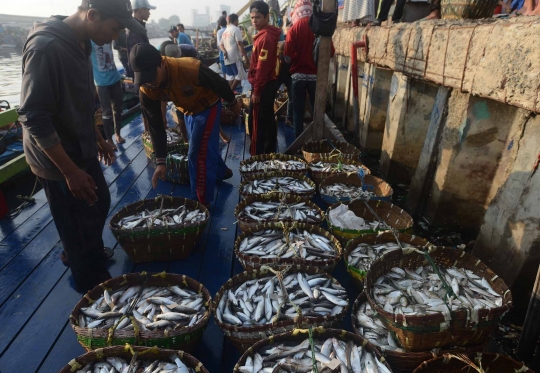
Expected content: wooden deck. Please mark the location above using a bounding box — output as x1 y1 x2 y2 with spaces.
0 113 357 373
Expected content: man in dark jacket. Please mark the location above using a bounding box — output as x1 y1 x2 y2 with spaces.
113 29 129 72
17 0 146 293
126 0 156 77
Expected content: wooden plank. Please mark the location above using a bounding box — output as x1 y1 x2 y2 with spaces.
0 154 28 184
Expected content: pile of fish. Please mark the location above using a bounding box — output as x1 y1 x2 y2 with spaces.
371 265 503 324
170 154 188 163
237 201 323 224
216 273 348 327
242 177 315 195
166 130 181 144
241 159 307 173
237 337 391 373
114 205 207 230
238 229 338 261
354 299 405 353
347 242 410 273
320 183 376 200
77 285 207 332
310 161 365 174
74 354 194 373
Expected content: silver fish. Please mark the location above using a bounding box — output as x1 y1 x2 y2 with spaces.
354 300 405 352
310 161 365 174
238 201 323 224
75 352 196 373
347 242 408 273
242 177 314 195
114 204 207 230
320 183 376 200
241 158 307 173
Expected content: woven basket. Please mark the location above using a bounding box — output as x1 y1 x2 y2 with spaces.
319 173 394 205
70 272 213 351
213 266 349 352
233 327 392 373
57 345 208 373
344 232 429 290
142 128 187 160
441 0 498 20
302 140 361 163
414 352 532 373
234 194 324 231
365 247 513 352
351 292 486 373
109 196 209 263
239 171 316 201
240 153 308 179
309 156 371 186
327 200 413 244
234 223 343 272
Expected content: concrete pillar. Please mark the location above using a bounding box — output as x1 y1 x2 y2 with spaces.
334 55 350 125
358 64 393 152
379 72 439 184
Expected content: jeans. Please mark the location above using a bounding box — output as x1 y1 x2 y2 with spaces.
119 57 129 73
377 0 407 21
248 80 280 155
292 78 317 139
40 158 111 293
97 81 123 141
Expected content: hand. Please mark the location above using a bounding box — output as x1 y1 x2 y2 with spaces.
230 100 242 116
152 165 167 188
97 140 116 166
251 95 260 105
223 51 228 59
65 169 98 205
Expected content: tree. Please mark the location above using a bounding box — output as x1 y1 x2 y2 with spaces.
168 15 180 25
158 18 170 30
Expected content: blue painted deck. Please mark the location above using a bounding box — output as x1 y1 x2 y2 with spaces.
0 113 358 373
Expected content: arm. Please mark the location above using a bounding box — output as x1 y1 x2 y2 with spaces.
234 28 248 61
161 101 168 128
198 64 242 114
284 26 296 63
219 39 228 59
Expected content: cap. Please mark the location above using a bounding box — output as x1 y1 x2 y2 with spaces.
82 0 147 34
131 0 156 10
168 26 177 33
130 43 163 85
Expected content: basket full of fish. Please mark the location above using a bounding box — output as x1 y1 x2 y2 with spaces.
319 173 393 205
109 195 208 263
365 246 512 352
213 267 349 352
57 345 209 373
413 352 532 373
233 327 393 373
142 127 187 159
163 151 189 185
239 172 316 200
235 194 324 232
309 156 370 186
344 232 429 290
302 140 361 164
234 223 343 272
352 292 485 373
240 153 308 178
70 272 213 351
327 200 414 244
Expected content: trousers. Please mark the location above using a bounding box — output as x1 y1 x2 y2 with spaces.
39 158 111 293
248 79 280 155
97 81 123 141
291 78 317 139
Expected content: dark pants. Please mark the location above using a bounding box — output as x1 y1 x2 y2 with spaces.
377 0 407 21
97 81 123 141
277 63 293 121
40 159 111 293
292 78 317 139
249 79 280 155
120 57 129 73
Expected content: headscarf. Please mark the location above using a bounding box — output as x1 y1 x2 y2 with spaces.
291 0 313 24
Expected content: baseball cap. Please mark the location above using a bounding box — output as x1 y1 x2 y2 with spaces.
132 0 157 10
130 43 163 85
81 0 147 34
168 26 177 33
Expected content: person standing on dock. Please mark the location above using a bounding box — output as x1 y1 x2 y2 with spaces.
126 0 155 78
130 43 242 206
220 13 249 92
17 0 147 293
176 24 193 46
248 1 282 155
113 29 129 72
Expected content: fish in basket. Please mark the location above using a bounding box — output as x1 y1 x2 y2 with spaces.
235 194 324 232
142 128 186 159
352 292 485 373
233 327 393 373
109 195 209 263
240 153 308 178
234 223 342 272
319 173 393 205
344 232 429 290
365 246 512 352
309 155 370 186
326 200 414 244
302 140 361 163
163 152 189 185
70 272 213 351
239 171 316 201
213 266 349 352
413 352 533 373
57 345 209 373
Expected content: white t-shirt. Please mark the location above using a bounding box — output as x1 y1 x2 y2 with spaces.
221 24 243 65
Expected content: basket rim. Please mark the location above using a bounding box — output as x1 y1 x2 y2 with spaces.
301 140 361 155
239 171 316 198
413 351 531 372
239 153 308 175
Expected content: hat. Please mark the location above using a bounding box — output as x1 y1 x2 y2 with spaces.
131 0 156 10
291 0 313 24
130 43 163 85
168 26 178 33
81 0 147 34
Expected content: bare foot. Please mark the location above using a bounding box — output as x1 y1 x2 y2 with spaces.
115 134 126 144
519 0 534 13
526 2 540 14
107 139 117 151
424 10 441 19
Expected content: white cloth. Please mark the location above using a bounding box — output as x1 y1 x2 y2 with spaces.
341 0 376 23
221 24 244 65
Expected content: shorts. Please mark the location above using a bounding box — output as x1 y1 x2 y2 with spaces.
224 60 248 81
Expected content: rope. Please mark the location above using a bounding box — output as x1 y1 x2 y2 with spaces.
308 326 320 373
260 265 303 323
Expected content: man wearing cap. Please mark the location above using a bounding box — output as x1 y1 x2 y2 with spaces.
17 0 146 293
168 26 179 44
176 24 193 46
130 44 242 206
126 0 156 78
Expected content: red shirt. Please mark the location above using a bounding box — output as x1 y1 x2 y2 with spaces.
284 18 316 75
248 25 281 97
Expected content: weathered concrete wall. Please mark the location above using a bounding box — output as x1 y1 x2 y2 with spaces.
380 72 438 184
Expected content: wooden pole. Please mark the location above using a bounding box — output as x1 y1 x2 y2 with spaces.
518 263 540 365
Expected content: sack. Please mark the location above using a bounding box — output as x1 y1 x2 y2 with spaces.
309 0 338 36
